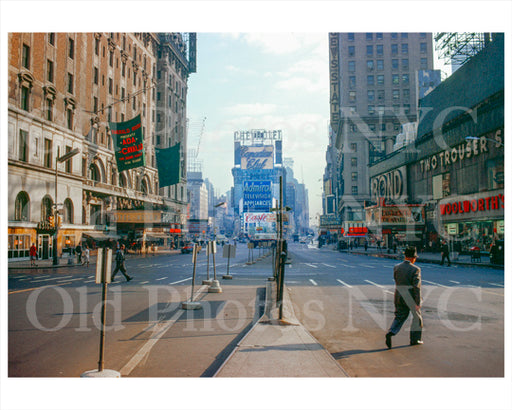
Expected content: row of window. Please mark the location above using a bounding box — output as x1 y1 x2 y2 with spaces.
348 42 428 57
348 33 428 41
349 122 402 133
349 88 410 103
14 190 74 224
348 58 428 73
349 73 411 88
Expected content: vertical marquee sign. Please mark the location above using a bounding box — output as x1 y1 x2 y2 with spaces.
110 115 146 172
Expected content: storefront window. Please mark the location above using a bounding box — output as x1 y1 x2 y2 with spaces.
447 220 503 252
8 234 31 259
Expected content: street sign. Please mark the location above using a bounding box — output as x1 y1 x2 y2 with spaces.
223 244 236 258
211 241 217 254
95 248 112 284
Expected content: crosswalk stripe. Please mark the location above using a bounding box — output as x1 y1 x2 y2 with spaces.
423 279 449 288
322 263 336 268
449 280 460 284
170 277 192 285
364 279 394 294
305 263 318 268
155 277 168 281
489 282 504 287
336 279 352 288
309 279 318 286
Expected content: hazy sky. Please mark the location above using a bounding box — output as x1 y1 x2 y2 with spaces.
187 33 329 223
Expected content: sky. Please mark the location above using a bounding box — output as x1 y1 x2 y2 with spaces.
187 33 330 224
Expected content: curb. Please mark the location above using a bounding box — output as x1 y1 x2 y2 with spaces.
339 250 503 269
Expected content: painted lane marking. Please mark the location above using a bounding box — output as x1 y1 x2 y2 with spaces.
336 279 352 288
57 278 83 283
139 281 149 285
31 278 60 283
169 277 192 285
364 280 393 295
155 277 168 281
309 279 318 286
88 275 94 279
449 280 460 284
84 280 96 283
119 285 207 376
9 287 42 295
489 282 504 287
422 280 449 288
322 263 336 268
383 265 395 268
305 263 318 268
360 264 376 268
339 263 355 268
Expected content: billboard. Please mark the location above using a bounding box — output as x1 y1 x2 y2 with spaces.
370 166 407 203
244 212 277 236
240 145 274 170
243 180 272 212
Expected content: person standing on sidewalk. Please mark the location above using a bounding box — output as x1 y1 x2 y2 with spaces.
385 246 423 349
75 244 82 264
81 245 90 267
440 240 451 266
30 243 38 267
111 244 132 282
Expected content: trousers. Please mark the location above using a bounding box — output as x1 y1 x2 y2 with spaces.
388 293 423 343
112 262 129 280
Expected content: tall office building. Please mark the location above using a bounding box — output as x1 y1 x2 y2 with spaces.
328 32 434 234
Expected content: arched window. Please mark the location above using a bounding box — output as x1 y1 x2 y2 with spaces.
41 195 53 222
63 198 73 224
141 178 149 195
14 191 30 221
119 172 128 188
90 163 101 182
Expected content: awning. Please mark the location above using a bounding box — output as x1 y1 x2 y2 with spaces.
82 231 120 241
145 233 170 241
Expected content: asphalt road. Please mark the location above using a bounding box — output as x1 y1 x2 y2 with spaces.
285 242 505 377
8 242 504 378
8 247 270 377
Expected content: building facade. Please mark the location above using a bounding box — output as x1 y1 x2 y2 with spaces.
326 32 434 240
8 32 193 260
367 34 504 252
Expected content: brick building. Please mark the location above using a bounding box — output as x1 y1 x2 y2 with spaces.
8 32 193 261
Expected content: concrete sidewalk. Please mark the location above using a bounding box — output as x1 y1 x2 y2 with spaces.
333 246 502 269
215 280 348 377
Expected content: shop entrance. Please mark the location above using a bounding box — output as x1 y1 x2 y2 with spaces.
38 235 52 260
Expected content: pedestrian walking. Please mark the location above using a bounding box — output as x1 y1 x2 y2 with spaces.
440 240 451 266
81 245 90 267
364 241 368 252
111 244 132 282
75 244 82 264
30 243 38 267
385 246 423 349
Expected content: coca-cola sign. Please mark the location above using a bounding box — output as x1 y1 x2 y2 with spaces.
244 212 276 223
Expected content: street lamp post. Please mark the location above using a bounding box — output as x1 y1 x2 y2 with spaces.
53 147 80 266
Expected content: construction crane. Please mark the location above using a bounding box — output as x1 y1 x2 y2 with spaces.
187 116 206 173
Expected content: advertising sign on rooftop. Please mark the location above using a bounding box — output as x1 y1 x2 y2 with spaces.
240 145 274 170
243 180 272 212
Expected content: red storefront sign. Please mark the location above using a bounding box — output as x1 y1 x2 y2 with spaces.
347 227 368 236
440 194 504 216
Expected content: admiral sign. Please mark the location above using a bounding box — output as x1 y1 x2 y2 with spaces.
243 180 272 211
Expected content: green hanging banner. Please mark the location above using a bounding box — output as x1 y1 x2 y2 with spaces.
156 143 181 187
109 114 146 172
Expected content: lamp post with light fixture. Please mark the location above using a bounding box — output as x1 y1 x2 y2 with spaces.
53 147 80 266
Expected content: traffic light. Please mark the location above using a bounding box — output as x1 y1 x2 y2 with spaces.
48 215 55 228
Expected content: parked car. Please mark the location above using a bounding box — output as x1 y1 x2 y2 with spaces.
181 242 194 254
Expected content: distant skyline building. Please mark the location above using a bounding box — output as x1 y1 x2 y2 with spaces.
324 32 434 241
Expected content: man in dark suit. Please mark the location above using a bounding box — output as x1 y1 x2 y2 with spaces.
385 246 423 349
440 240 451 266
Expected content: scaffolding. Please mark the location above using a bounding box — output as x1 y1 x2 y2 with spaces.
434 32 491 67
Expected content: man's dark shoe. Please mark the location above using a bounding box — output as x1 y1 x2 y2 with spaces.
410 340 424 346
127 276 132 282
385 332 393 349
